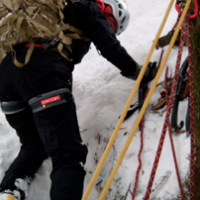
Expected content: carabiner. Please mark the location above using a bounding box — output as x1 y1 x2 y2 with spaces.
175 0 199 19
190 0 198 19
175 1 182 14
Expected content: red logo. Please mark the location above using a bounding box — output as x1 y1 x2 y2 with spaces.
40 95 61 106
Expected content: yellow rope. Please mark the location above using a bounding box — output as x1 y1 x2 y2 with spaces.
5 195 14 200
98 0 192 199
81 1 175 199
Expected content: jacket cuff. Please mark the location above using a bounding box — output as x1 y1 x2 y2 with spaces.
121 63 142 80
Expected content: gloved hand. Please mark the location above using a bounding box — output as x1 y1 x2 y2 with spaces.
125 61 157 82
142 61 157 82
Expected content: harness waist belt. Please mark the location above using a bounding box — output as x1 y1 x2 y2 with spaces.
24 42 73 62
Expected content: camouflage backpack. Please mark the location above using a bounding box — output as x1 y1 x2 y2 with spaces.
0 0 86 67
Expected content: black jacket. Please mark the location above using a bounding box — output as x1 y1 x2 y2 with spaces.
63 0 138 77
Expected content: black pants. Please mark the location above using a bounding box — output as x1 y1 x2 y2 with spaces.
0 47 88 200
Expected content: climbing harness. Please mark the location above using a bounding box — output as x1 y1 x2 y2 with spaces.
28 88 73 113
0 101 28 115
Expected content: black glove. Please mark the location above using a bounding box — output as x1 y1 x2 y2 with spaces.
124 61 157 82
143 61 157 82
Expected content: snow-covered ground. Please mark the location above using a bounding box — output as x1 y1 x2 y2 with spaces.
0 0 190 199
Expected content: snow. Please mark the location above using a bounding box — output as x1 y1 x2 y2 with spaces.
0 0 190 199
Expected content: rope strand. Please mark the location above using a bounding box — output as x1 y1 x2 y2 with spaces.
143 12 188 199
187 14 195 200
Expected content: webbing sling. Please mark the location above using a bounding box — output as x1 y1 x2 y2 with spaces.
156 30 180 49
13 42 35 68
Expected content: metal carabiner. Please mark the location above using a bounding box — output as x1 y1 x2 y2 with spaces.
175 0 198 19
175 0 182 14
190 0 198 19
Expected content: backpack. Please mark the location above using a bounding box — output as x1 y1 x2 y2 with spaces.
0 0 86 67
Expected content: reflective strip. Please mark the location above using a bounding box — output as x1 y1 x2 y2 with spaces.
1 100 28 115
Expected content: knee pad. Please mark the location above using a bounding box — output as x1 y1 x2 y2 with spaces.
28 88 73 113
0 101 28 115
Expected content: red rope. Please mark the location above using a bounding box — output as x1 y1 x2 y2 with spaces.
167 125 185 199
131 110 145 199
186 15 195 200
165 14 192 200
175 0 198 19
143 68 170 200
131 50 164 199
143 13 189 200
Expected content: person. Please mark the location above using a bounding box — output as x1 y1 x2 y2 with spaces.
0 0 156 199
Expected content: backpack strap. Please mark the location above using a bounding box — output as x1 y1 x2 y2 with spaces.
63 24 89 41
13 41 35 68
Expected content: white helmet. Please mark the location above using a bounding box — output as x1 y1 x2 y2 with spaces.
103 0 130 35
